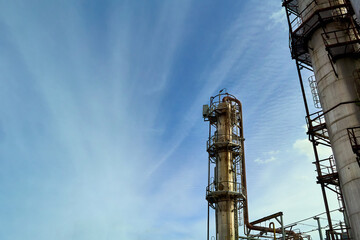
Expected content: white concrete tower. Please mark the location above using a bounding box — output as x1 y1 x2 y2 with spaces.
284 0 360 239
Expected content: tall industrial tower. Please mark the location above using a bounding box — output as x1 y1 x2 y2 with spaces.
203 92 302 240
283 0 360 239
203 92 245 240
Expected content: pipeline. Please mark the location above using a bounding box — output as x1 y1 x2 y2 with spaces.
222 96 302 239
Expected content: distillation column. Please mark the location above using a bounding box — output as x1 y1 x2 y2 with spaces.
298 0 360 238
204 93 244 240
216 101 235 240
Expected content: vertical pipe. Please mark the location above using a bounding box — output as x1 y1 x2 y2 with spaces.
269 222 276 240
280 215 285 240
314 217 324 240
208 118 211 240
295 59 335 237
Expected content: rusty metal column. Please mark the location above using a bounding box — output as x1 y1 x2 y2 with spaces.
216 101 235 240
204 93 243 240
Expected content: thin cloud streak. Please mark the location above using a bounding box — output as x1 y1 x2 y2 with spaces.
0 1 337 239
145 5 261 176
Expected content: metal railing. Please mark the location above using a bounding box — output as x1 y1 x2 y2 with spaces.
347 126 360 167
317 155 337 176
322 27 360 47
207 133 242 150
307 110 331 146
347 127 360 150
326 223 351 240
287 0 352 66
206 181 245 196
290 0 350 34
208 92 241 114
290 0 317 30
307 111 328 134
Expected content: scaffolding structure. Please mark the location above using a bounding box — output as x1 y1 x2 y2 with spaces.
282 0 360 239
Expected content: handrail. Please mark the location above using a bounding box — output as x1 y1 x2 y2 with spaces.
347 127 360 167
209 92 239 110
207 133 243 148
290 0 350 34
206 181 245 194
308 100 360 123
314 155 337 176
322 27 360 47
307 111 327 132
347 126 360 148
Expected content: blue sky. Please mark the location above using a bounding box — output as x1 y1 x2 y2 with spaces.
0 1 343 239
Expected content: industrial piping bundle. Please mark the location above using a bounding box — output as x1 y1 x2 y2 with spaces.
283 0 360 239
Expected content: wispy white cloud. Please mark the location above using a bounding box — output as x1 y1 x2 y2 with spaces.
265 6 288 31
293 138 314 160
255 156 276 164
268 150 280 155
0 1 341 239
270 7 286 24
293 131 333 161
254 150 279 164
129 0 192 95
145 2 263 176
